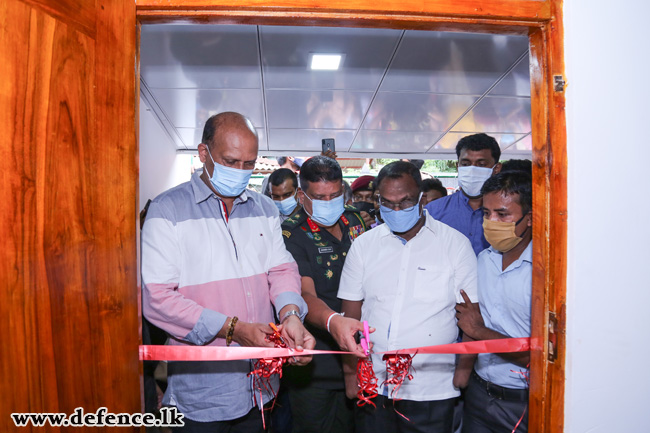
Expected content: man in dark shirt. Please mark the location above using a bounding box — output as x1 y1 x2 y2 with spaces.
425 133 502 256
281 155 369 433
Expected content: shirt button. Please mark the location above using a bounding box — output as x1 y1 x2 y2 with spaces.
343 252 347 256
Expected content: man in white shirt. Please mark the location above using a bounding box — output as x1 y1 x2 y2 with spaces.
455 170 533 433
337 161 478 433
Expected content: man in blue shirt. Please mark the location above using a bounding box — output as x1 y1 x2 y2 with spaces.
454 170 533 433
425 133 502 255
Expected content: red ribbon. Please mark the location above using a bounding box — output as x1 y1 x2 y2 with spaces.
139 337 532 362
356 357 378 407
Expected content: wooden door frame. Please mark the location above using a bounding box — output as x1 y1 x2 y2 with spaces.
135 2 567 432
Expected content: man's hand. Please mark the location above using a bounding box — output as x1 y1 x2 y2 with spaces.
453 365 473 389
455 289 485 340
321 149 338 160
329 315 375 358
359 211 374 228
232 322 276 348
279 315 316 366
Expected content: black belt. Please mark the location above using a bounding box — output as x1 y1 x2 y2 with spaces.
472 370 528 402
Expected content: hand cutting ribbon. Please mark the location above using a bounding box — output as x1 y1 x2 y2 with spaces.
246 323 289 429
355 321 378 407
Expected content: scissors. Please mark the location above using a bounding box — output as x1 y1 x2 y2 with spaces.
269 322 298 363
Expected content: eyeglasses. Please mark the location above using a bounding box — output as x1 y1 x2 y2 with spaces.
377 193 421 211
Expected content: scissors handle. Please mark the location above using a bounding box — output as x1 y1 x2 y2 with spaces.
360 320 370 356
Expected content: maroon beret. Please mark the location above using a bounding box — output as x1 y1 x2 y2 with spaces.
350 175 375 192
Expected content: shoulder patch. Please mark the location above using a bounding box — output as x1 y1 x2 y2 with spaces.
282 230 292 238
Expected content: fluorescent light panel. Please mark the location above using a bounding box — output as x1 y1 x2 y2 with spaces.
310 54 342 70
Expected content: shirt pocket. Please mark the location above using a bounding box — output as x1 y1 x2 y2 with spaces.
412 266 452 304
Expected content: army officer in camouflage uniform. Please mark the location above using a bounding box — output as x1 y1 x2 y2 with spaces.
281 155 370 433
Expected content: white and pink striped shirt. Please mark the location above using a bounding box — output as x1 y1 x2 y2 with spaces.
142 170 306 422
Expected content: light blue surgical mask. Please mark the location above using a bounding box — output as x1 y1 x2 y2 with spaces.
304 192 344 227
274 194 297 216
205 148 253 197
380 193 423 233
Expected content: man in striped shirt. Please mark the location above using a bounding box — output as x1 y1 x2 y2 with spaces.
142 112 314 432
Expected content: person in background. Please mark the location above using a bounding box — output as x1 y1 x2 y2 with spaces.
269 168 301 222
401 158 425 170
281 156 369 433
500 159 532 175
421 178 448 205
343 180 353 206
142 112 314 432
455 170 533 433
337 161 478 433
349 175 376 227
425 133 502 256
262 157 305 198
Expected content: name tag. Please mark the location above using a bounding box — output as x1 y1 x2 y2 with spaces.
318 247 334 254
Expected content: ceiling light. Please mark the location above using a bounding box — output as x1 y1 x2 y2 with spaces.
309 54 343 70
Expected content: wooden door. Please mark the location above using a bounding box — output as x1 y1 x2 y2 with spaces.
0 1 139 431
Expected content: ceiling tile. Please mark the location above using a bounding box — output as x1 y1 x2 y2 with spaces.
140 25 261 89
150 88 264 129
489 56 531 97
177 127 267 150
433 132 529 153
266 90 373 129
260 26 401 91
268 129 355 152
351 131 443 153
451 96 531 133
363 92 477 132
381 31 528 95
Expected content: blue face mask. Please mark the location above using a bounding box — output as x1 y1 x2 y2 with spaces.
380 193 423 233
274 194 297 216
205 149 253 197
304 192 344 227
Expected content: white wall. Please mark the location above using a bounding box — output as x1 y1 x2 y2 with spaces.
139 98 195 211
564 2 650 431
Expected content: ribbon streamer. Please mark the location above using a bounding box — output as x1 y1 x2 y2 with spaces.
356 357 378 407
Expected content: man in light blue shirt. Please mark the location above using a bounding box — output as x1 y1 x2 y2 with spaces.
455 170 532 433
425 134 502 256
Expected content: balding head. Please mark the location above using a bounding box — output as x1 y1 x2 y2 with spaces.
201 112 258 152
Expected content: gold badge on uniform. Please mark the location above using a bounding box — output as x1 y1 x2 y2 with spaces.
282 230 292 238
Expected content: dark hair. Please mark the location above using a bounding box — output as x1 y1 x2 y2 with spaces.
201 112 256 149
455 133 501 163
277 156 288 166
343 180 352 203
375 161 422 190
421 178 447 197
481 171 532 214
299 156 342 191
501 159 532 175
268 168 298 190
408 159 425 170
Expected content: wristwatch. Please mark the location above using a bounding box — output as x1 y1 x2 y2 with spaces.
281 309 301 324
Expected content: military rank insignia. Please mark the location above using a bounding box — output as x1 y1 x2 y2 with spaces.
282 230 292 238
348 225 364 241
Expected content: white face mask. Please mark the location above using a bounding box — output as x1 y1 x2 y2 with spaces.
457 166 494 197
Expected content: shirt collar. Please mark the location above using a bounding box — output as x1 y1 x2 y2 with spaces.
191 169 250 204
486 240 533 270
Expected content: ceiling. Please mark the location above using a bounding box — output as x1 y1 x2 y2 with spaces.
140 24 532 159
